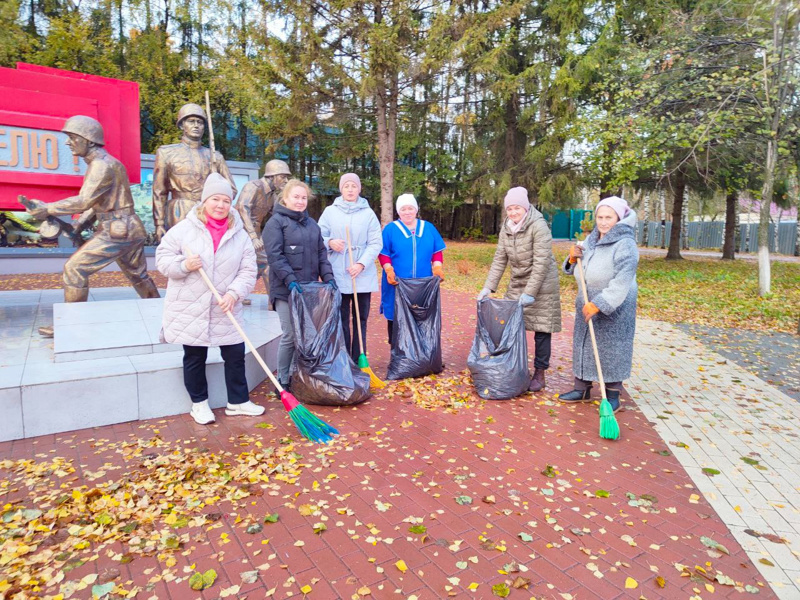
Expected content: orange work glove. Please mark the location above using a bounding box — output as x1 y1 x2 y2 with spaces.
384 264 398 285
582 302 600 322
568 245 583 264
432 264 445 281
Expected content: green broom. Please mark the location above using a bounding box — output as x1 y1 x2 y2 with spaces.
193 258 339 443
575 258 620 440
345 227 385 390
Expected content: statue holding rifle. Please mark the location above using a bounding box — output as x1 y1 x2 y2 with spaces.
152 100 237 242
22 115 160 336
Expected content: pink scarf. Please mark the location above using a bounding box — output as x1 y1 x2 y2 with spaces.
205 215 228 252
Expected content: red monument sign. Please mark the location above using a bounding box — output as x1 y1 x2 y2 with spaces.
0 63 140 210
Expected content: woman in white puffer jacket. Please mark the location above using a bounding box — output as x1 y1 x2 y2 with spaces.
156 173 262 425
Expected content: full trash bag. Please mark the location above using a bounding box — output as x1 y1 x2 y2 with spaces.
387 276 444 380
289 282 371 406
467 298 529 400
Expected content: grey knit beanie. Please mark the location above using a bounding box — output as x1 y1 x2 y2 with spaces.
201 172 233 202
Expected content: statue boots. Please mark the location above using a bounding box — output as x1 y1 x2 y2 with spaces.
64 285 89 303
528 368 546 392
133 278 161 299
38 286 88 337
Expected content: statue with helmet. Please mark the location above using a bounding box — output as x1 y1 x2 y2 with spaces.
21 115 160 336
151 102 237 241
236 159 292 301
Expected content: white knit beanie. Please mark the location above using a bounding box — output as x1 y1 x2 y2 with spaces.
396 193 418 212
201 172 233 202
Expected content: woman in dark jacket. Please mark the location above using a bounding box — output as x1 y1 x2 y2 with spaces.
263 179 335 386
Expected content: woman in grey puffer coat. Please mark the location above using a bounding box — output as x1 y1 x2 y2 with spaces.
478 187 562 392
560 196 639 412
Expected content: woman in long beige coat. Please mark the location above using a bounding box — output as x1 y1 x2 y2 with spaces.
478 187 562 391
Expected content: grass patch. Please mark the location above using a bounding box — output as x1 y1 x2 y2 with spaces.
441 241 800 333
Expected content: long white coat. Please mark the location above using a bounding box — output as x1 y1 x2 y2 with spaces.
317 196 382 294
156 206 257 347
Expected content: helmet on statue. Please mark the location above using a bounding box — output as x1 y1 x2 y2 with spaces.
176 103 208 127
263 159 292 178
61 116 105 146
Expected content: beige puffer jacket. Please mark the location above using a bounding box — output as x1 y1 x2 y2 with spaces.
156 206 257 347
483 207 562 333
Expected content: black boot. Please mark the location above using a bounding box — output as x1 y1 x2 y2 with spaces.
559 387 592 402
605 389 621 413
528 368 546 392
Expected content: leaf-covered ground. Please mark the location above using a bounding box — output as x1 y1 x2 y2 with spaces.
443 241 800 334
0 292 772 599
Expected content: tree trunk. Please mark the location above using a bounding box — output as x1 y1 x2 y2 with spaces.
666 173 685 260
375 72 398 226
773 210 782 254
117 0 125 72
721 191 736 259
758 139 776 295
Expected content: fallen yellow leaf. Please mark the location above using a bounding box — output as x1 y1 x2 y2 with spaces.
625 577 638 589
395 560 408 573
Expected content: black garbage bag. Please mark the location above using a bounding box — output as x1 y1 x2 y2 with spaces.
387 276 444 380
467 298 529 400
289 282 371 406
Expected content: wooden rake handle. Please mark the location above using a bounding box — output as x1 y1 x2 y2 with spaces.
344 226 366 355
575 257 607 399
192 256 283 392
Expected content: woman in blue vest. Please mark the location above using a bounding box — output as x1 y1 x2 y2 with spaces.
378 194 446 343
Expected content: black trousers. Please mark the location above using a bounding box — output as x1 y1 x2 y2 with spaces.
387 319 394 345
533 332 552 370
183 343 249 405
340 292 371 362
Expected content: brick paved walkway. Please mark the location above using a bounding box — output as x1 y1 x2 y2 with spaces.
0 289 775 599
630 319 800 599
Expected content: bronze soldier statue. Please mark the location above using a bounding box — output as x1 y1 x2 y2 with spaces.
152 103 237 241
237 159 291 303
23 115 160 336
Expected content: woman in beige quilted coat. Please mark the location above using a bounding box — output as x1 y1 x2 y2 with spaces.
156 173 261 425
478 187 562 392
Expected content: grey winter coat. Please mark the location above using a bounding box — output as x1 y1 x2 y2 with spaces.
317 196 382 294
483 207 562 333
156 207 257 347
564 210 639 383
263 203 335 305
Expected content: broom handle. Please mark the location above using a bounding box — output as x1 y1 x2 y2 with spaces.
344 226 366 355
575 257 607 399
192 256 283 393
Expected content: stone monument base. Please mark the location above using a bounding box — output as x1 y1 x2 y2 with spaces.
0 288 281 441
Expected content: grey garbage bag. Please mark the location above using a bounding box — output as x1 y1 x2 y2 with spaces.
467 298 529 400
387 276 444 380
289 282 371 406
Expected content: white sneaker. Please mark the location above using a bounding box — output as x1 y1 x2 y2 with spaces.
225 401 266 416
190 400 215 425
